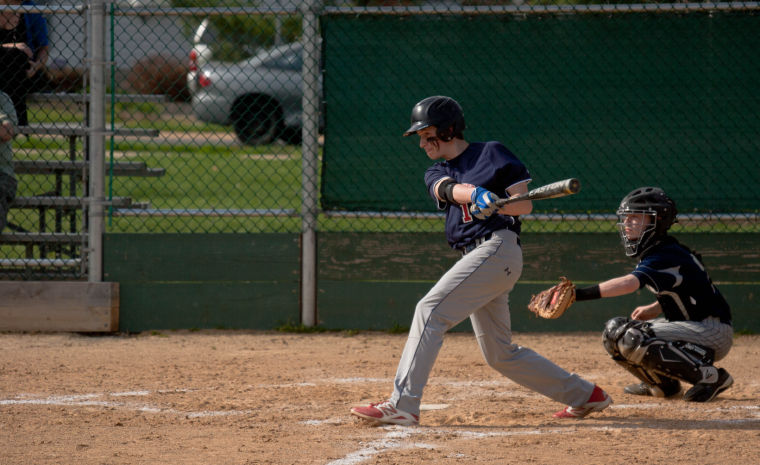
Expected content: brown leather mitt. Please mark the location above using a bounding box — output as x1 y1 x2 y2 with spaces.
527 277 576 319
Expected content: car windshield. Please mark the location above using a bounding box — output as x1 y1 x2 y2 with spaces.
195 18 217 45
244 44 302 71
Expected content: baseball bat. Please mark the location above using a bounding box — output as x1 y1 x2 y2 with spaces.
494 178 581 207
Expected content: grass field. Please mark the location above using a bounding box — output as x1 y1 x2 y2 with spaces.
13 101 758 235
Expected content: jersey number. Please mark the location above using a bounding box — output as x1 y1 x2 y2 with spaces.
460 204 473 223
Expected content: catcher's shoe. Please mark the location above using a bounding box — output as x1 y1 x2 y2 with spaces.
350 401 419 426
553 385 612 419
624 380 681 398
682 368 733 402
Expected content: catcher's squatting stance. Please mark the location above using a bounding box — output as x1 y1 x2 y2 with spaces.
530 187 733 402
350 96 612 426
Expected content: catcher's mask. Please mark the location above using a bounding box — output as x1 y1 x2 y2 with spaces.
616 187 677 257
403 95 465 141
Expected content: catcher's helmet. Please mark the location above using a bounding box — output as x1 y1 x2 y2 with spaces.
402 96 465 141
616 187 678 257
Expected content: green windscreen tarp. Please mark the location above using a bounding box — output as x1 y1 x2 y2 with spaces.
321 11 760 213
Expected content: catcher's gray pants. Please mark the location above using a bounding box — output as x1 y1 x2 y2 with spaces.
648 317 733 361
390 229 595 416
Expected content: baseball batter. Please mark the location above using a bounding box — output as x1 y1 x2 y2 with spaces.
350 96 612 426
571 187 734 401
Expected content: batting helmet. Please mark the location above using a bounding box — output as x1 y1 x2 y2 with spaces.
616 187 678 257
402 96 465 141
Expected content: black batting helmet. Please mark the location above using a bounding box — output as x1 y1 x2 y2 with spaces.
402 96 465 141
616 187 678 257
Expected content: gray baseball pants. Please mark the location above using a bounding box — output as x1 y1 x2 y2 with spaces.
649 317 733 361
390 229 595 416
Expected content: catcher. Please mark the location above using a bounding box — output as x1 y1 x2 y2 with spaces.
531 187 733 402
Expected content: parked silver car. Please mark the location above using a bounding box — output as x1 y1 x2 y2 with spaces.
191 41 315 145
187 18 213 96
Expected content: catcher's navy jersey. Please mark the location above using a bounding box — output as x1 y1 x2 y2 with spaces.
424 141 530 249
632 237 732 324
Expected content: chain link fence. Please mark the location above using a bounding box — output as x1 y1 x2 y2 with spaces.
321 3 760 233
1 1 758 281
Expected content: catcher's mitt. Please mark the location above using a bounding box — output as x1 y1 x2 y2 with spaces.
527 277 576 319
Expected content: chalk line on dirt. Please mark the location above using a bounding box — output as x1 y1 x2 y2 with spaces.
0 391 251 418
110 390 150 396
324 429 435 465
325 410 760 465
325 426 588 465
420 403 450 411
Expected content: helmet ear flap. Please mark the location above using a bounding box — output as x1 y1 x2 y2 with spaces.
655 203 677 232
436 125 454 142
436 116 465 142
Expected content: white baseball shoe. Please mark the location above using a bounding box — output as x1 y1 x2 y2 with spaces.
553 385 612 419
350 400 419 426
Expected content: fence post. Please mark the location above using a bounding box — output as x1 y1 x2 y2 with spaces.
87 0 107 282
300 1 322 326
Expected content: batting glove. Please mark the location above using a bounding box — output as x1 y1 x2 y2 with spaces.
470 186 499 220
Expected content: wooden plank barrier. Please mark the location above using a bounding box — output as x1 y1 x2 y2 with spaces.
0 281 119 332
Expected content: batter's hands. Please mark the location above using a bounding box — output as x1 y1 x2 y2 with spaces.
470 186 499 220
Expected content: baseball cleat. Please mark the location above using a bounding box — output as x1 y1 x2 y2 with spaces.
350 401 419 426
624 379 681 398
553 385 612 419
682 368 733 402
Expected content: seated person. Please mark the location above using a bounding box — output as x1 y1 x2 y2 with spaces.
21 0 50 92
0 0 50 126
0 91 18 232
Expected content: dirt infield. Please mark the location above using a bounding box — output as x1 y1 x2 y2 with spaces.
1 330 758 464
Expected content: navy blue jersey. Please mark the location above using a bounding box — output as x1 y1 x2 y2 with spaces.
632 237 732 324
424 141 531 249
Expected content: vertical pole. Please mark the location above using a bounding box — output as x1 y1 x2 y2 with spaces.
88 0 106 282
274 16 282 46
300 1 321 326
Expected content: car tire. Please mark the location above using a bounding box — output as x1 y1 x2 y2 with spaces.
231 95 282 145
